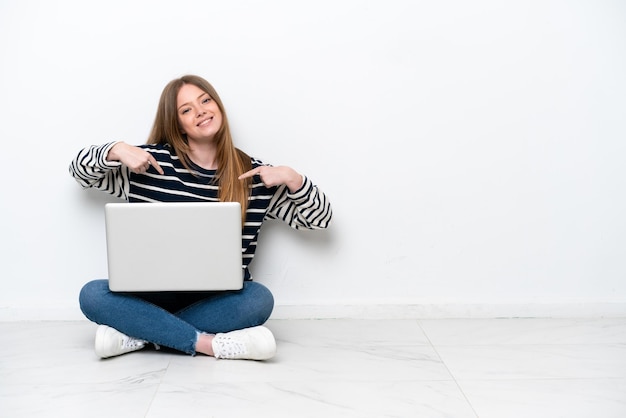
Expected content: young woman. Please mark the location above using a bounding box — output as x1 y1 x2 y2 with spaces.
69 75 332 360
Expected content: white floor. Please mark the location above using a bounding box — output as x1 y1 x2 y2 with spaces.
1 318 625 418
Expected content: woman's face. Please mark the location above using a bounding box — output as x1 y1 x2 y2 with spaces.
176 83 223 143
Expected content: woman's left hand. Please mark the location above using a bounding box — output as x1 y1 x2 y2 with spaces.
239 166 303 193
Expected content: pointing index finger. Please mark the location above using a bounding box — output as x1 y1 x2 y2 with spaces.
148 155 164 175
238 168 258 180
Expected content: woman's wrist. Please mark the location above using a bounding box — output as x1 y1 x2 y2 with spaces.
106 142 126 162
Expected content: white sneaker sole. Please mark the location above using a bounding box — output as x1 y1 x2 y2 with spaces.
94 325 113 358
249 326 277 360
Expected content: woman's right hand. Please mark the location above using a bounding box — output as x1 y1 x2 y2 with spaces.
106 142 164 175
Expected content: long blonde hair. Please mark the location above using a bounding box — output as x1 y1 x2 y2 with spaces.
147 75 252 222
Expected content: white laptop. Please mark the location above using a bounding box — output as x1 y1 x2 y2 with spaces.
105 202 244 292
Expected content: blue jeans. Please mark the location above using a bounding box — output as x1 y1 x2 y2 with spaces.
79 279 274 355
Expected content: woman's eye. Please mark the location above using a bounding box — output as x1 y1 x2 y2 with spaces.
181 108 190 115
202 97 211 104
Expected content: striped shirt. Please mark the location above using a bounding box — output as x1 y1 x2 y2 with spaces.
69 142 332 280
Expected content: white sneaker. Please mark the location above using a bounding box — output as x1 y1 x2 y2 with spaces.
95 325 146 359
212 326 276 360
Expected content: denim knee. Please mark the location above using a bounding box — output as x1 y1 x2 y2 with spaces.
248 281 275 325
78 279 109 322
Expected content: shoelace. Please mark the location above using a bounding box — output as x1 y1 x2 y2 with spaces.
121 336 145 350
215 337 247 359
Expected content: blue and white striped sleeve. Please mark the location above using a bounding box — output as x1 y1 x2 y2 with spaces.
265 175 333 230
68 142 131 200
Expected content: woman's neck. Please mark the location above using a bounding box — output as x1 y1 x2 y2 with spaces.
188 142 218 170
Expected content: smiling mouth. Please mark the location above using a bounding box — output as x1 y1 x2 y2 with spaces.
197 117 213 127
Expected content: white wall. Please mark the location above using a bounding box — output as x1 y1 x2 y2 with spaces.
1 0 625 320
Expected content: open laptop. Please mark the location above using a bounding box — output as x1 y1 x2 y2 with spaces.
105 202 244 292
